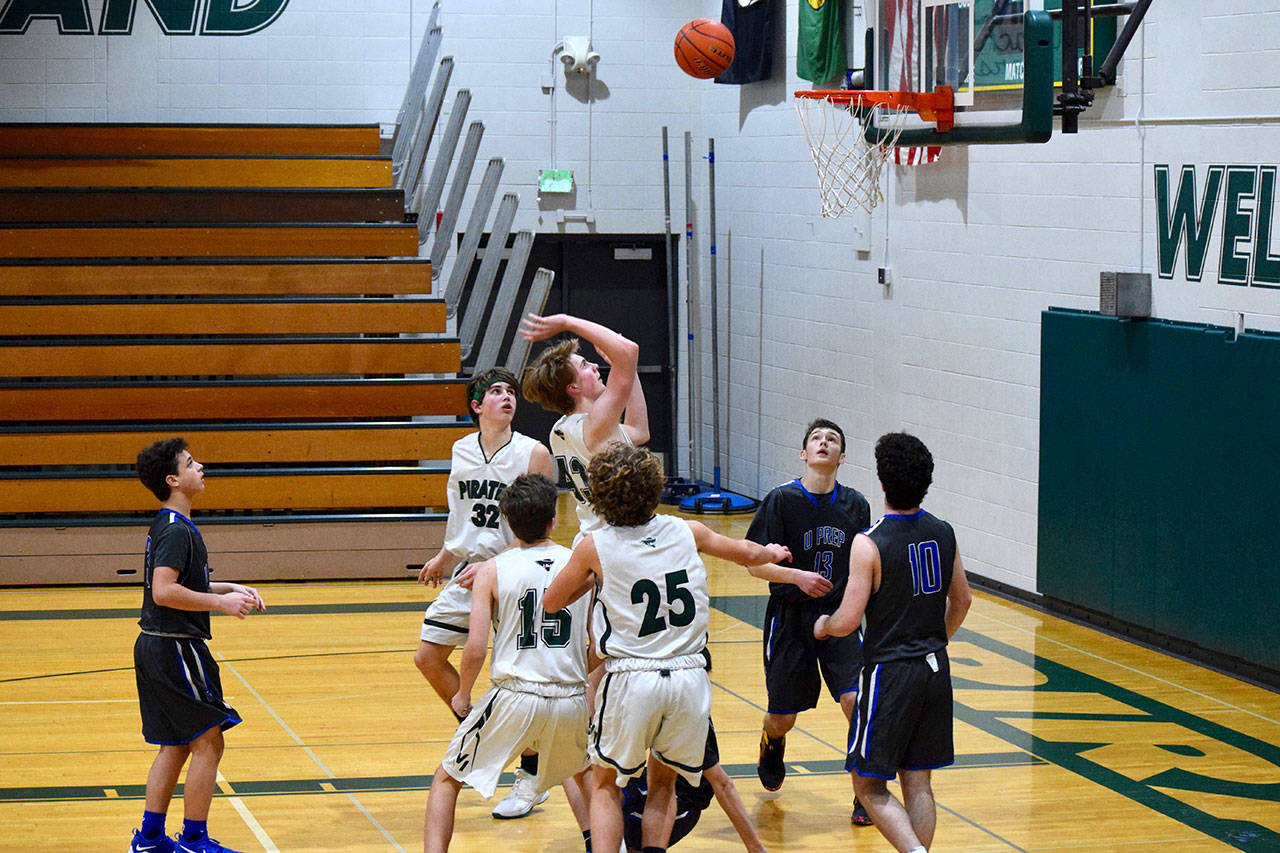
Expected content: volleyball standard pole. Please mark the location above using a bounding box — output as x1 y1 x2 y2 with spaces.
685 130 701 483
680 137 757 514
660 126 692 497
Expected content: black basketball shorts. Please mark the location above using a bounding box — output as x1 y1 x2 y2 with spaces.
763 597 862 714
134 633 241 746
845 649 954 779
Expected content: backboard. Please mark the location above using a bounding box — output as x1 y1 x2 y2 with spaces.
869 0 1118 114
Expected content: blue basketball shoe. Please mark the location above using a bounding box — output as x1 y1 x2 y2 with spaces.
173 834 243 853
128 828 176 853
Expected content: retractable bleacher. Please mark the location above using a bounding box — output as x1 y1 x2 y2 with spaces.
0 124 464 585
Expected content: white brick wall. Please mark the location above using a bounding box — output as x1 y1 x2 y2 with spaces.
2 0 1278 592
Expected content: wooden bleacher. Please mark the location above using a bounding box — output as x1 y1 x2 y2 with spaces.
0 258 430 295
0 124 465 585
1 188 406 223
0 223 418 258
0 123 384 156
0 156 392 188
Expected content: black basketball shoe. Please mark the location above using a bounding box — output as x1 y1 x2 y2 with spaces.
757 731 786 791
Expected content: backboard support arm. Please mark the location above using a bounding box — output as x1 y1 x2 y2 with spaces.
1092 0 1154 86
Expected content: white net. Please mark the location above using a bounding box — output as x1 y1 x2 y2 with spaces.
795 94 912 217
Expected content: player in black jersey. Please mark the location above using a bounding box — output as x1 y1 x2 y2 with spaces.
745 418 873 824
621 721 766 853
128 438 265 853
619 650 766 852
815 432 972 853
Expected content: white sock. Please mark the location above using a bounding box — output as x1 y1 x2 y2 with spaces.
906 847 927 853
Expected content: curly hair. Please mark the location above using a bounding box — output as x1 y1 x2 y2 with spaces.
465 366 519 423
137 437 187 501
498 473 558 543
587 442 665 527
803 417 845 453
875 432 934 511
521 338 580 415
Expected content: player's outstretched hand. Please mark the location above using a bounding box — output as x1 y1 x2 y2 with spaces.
450 692 472 719
794 572 833 599
519 312 568 342
218 591 258 620
813 614 831 640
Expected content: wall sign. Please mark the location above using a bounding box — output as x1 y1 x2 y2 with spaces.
0 0 289 35
1156 164 1280 288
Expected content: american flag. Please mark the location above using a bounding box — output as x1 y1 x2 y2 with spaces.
885 0 942 165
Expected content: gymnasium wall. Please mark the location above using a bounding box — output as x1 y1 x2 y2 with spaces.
4 2 1280 599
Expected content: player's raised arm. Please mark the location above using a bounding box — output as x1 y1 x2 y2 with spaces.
617 354 649 446
747 562 833 598
520 313 640 449
687 520 791 567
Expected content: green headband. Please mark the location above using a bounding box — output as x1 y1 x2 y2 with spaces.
470 375 514 404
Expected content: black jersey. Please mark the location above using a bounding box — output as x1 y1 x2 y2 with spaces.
746 479 871 606
139 509 212 639
862 510 957 663
715 0 776 85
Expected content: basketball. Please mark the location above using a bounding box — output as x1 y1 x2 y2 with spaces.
674 18 735 79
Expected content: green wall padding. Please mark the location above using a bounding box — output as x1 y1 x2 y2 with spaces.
1038 309 1280 673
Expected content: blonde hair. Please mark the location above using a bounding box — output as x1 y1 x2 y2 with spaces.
522 338 580 415
587 442 665 527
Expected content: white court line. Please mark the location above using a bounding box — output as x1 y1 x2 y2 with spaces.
973 608 1280 727
217 770 278 853
217 653 406 852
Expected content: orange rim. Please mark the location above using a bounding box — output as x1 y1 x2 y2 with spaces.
794 86 955 132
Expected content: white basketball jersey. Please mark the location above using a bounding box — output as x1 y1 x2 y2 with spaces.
442 430 540 562
489 542 591 686
550 412 631 536
592 514 709 660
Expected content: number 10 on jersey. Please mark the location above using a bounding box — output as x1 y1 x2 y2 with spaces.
907 540 943 596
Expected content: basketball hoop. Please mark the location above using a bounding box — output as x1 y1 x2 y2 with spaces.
794 87 954 217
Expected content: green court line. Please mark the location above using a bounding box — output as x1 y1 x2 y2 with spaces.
718 594 1280 851
952 628 1280 851
0 753 1041 804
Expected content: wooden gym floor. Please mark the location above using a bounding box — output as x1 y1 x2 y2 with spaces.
1 498 1277 852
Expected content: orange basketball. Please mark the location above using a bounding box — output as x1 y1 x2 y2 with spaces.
674 18 735 79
